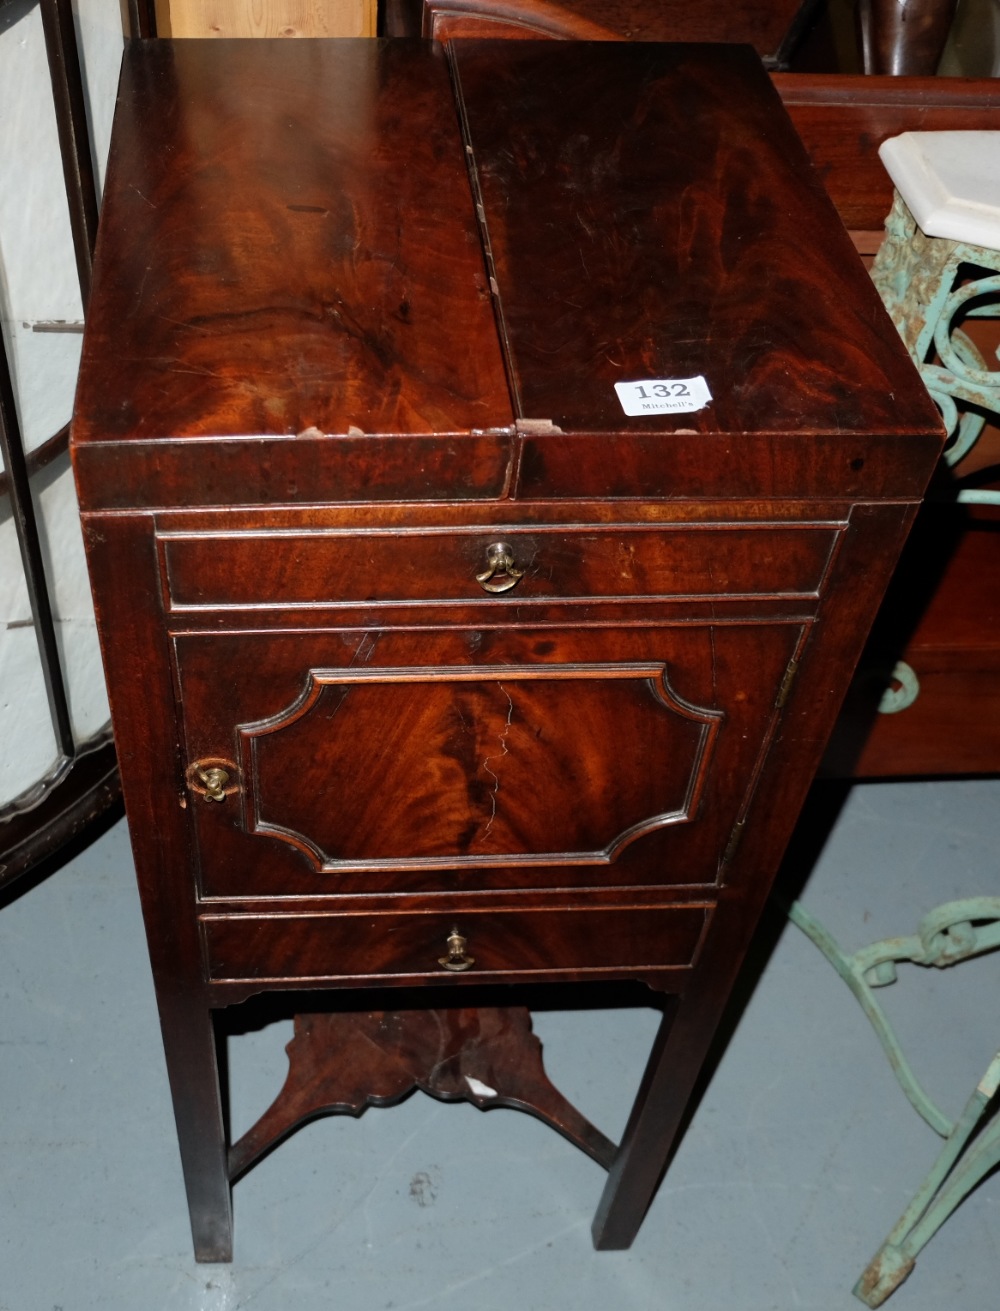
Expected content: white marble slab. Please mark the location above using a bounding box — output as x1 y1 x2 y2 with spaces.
880 131 1000 246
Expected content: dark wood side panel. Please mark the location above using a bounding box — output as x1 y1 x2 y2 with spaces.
79 512 232 1259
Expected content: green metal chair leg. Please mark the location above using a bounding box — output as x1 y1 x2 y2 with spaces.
790 182 1000 1303
787 899 1000 1304
854 1053 1000 1306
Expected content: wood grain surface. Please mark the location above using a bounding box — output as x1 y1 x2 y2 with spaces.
73 40 511 445
452 40 937 438
156 0 375 39
176 622 801 898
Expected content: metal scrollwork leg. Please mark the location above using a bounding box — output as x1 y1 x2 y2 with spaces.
788 898 1000 1305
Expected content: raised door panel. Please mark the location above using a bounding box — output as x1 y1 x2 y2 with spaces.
242 663 719 865
175 623 805 898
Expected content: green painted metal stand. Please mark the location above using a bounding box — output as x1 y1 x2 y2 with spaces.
871 190 1000 509
865 189 1000 719
789 899 1000 1306
807 166 1000 1307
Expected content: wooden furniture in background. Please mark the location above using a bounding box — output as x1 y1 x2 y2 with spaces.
772 74 1000 776
390 0 814 63
155 0 375 37
72 38 942 1261
400 0 959 73
773 74 1000 231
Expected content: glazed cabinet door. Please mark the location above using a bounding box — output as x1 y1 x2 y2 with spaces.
175 621 805 899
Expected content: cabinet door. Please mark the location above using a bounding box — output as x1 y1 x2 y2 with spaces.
175 622 804 898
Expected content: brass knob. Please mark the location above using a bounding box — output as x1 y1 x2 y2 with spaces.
197 765 230 802
438 928 475 972
475 541 525 594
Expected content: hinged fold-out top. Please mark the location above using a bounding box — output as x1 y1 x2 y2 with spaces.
451 39 943 500
71 39 514 507
72 38 942 509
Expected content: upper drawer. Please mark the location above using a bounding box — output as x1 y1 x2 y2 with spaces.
159 523 842 611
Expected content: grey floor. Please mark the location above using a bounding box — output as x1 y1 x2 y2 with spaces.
1 779 998 1310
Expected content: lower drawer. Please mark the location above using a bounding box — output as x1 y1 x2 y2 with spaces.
201 903 711 985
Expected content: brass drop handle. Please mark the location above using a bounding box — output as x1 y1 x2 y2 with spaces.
196 765 229 802
438 927 475 972
475 541 525 594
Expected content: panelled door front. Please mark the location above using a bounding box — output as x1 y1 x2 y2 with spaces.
175 621 806 899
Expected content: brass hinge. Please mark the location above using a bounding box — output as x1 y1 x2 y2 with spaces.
721 818 746 866
775 658 800 709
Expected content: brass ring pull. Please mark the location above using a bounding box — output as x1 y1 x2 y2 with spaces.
197 766 230 802
475 541 525 594
186 758 237 803
438 927 475 972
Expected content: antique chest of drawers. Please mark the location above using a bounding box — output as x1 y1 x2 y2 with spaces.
71 37 943 1260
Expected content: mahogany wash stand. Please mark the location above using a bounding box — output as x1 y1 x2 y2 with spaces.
71 38 943 1261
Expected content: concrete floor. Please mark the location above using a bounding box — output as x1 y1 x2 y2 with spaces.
1 777 997 1310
